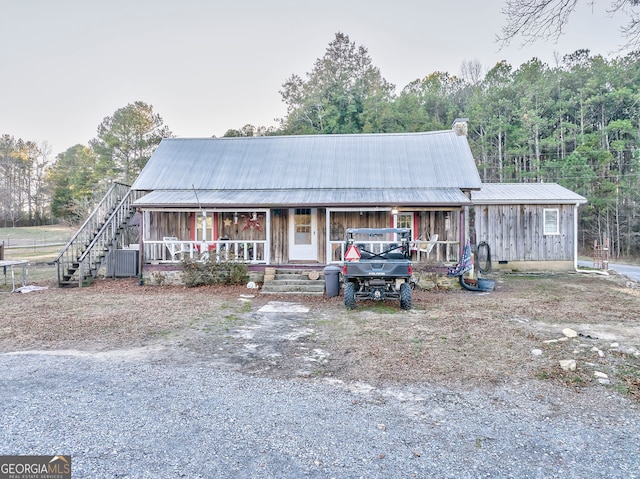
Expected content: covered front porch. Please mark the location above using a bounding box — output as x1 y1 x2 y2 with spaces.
326 208 462 265
136 207 463 267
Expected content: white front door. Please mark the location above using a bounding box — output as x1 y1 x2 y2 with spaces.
289 208 317 261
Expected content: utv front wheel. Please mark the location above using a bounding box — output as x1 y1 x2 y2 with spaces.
344 282 356 310
399 282 412 310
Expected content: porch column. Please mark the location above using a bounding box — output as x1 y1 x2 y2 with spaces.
137 208 144 284
265 209 271 264
326 209 332 264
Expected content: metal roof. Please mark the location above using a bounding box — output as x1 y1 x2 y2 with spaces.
133 187 472 208
131 131 482 196
471 183 587 205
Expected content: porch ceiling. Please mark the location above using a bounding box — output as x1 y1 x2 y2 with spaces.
132 188 472 208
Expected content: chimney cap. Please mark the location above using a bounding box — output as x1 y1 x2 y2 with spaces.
452 118 469 128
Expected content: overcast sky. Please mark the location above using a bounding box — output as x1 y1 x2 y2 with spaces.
0 0 633 157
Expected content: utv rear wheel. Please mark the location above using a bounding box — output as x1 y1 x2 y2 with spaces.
399 282 412 310
344 282 356 310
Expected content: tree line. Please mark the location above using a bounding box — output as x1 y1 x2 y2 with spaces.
230 34 640 258
1 101 172 226
2 33 639 257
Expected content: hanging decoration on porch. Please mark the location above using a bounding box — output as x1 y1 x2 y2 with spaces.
242 213 262 231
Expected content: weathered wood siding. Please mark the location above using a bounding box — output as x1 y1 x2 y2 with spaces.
413 210 460 243
329 211 392 240
270 209 328 264
270 209 288 264
144 211 192 241
473 204 575 261
317 208 327 263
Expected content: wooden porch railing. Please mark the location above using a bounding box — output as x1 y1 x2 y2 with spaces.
143 239 268 264
329 240 460 263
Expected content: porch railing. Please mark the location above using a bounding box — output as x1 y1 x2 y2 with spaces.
329 240 460 263
143 239 267 264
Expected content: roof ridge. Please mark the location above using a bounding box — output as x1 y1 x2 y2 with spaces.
165 130 454 141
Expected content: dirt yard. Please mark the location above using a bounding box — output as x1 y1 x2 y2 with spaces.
1 268 639 400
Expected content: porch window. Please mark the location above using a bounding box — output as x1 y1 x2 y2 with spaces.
396 212 413 232
195 212 213 241
543 208 559 235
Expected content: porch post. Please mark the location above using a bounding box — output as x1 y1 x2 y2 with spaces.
265 209 271 264
137 208 144 285
326 208 332 264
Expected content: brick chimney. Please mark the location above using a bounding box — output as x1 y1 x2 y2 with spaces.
452 118 469 136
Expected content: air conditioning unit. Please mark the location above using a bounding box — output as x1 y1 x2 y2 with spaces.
106 249 139 277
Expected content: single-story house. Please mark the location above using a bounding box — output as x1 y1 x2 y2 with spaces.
55 121 589 287
127 121 588 278
471 183 587 271
131 120 482 270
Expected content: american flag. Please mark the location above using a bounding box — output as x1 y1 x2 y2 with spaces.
447 240 473 277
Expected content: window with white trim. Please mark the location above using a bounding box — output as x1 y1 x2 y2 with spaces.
396 212 413 232
195 212 213 241
543 208 559 235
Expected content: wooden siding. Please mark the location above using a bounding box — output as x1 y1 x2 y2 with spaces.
144 211 192 241
143 211 267 243
270 209 288 264
473 204 575 262
329 211 391 240
317 209 327 263
413 210 460 243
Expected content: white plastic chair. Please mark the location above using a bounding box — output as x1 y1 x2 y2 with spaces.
417 234 438 261
163 236 190 261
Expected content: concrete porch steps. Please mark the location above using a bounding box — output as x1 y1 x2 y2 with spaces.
261 268 327 296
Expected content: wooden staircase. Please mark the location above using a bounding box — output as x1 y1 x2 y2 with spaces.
261 268 327 296
54 182 144 287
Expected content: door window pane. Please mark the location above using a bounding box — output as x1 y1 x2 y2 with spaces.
294 209 311 245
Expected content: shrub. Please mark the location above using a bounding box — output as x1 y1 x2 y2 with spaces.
181 257 249 287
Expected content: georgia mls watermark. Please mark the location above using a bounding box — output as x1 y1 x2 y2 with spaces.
0 456 71 479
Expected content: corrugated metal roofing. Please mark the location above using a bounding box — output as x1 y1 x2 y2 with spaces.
133 188 472 208
471 183 587 205
131 131 482 193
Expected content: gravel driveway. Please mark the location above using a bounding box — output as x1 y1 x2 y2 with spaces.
1 350 639 478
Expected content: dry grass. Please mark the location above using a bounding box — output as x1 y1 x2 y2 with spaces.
1 266 639 399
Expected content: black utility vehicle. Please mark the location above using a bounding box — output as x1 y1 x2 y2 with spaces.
342 228 413 310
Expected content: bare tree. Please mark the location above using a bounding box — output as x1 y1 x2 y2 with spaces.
499 0 640 50
460 59 485 85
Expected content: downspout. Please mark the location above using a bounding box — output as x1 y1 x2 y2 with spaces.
574 202 608 276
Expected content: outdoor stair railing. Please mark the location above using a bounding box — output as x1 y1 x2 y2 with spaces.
55 182 143 287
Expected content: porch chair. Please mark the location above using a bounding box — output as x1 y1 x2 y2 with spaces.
163 236 190 261
416 234 438 261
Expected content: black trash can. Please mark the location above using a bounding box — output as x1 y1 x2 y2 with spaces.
323 265 341 298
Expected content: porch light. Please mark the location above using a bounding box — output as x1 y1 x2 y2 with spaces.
233 212 238 225
391 208 399 216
